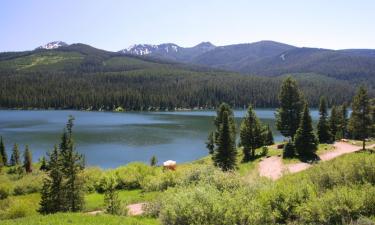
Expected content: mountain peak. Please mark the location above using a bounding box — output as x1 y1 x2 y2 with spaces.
195 42 215 48
36 41 68 50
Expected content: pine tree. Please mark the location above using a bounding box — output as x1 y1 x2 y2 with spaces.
283 140 296 158
264 125 274 146
337 103 349 139
39 116 85 214
370 99 375 137
329 105 340 141
348 86 372 150
317 96 332 143
0 136 7 166
104 176 121 215
10 143 20 166
40 156 48 171
276 77 304 140
39 145 64 214
294 104 318 158
206 131 215 154
150 155 158 166
0 155 4 172
59 116 85 212
214 103 236 142
213 111 237 171
23 145 32 173
240 106 264 161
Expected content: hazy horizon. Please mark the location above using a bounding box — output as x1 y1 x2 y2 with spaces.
1 0 375 52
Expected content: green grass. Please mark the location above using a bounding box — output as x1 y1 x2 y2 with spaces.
1 213 160 225
0 52 84 71
84 190 159 212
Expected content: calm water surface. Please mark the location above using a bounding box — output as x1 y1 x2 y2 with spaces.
0 109 318 168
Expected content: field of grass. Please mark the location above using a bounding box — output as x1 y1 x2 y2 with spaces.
85 190 159 212
2 213 160 225
2 141 375 225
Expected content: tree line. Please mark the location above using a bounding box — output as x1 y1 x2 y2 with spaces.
0 137 32 173
208 76 375 170
0 70 363 110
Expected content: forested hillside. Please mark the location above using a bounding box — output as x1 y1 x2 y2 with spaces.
0 44 372 110
123 41 375 86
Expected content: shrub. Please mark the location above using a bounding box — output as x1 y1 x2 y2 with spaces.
83 167 104 193
141 170 179 192
13 174 43 195
0 183 12 199
114 163 156 189
0 198 36 220
297 184 375 224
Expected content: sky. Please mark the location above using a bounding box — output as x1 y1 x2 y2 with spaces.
1 0 375 52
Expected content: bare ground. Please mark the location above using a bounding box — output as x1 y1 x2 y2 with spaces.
258 142 375 180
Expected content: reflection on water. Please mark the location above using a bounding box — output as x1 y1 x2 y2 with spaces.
0 109 318 168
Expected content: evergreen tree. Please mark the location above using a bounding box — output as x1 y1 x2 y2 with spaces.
213 111 237 171
0 136 7 166
206 131 215 154
39 116 85 214
39 146 64 214
104 176 121 215
264 125 274 146
0 155 3 172
150 155 158 167
240 106 264 161
214 103 236 142
23 145 32 173
317 96 332 143
348 86 372 150
59 116 85 212
337 103 349 139
294 104 318 157
40 156 48 171
329 105 340 141
370 99 375 137
276 77 304 140
10 143 20 166
283 140 296 158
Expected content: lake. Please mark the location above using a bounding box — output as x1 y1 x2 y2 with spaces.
0 109 319 168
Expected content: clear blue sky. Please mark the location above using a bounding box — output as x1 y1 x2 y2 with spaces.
1 0 375 52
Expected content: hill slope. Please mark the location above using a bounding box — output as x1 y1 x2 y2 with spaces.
121 40 375 85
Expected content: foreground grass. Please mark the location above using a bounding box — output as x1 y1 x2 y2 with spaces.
85 190 159 212
2 213 160 225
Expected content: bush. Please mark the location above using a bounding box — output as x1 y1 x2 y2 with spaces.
83 167 104 193
296 184 375 224
114 163 156 190
13 174 43 195
141 170 179 192
0 198 36 220
0 183 11 199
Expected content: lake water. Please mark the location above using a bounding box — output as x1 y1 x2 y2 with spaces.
0 109 319 168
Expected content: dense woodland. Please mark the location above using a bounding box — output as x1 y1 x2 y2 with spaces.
0 71 364 110
0 44 373 110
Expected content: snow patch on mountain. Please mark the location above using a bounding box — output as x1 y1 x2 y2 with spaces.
37 41 68 50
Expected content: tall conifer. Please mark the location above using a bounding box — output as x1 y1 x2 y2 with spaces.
23 145 32 173
0 137 7 166
317 96 332 143
10 143 20 166
276 77 304 140
213 111 237 171
240 106 264 161
348 86 372 150
294 104 318 157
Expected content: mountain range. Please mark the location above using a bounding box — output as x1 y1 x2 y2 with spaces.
120 40 375 82
1 40 375 85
